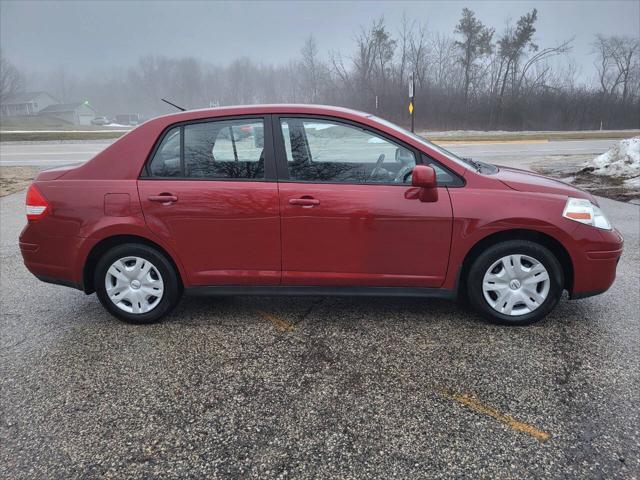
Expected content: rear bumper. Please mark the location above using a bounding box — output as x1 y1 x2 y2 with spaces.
570 227 623 299
19 228 86 291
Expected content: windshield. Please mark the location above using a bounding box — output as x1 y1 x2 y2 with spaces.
368 115 478 171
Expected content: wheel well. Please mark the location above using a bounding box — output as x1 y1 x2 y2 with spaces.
457 229 574 295
83 235 183 294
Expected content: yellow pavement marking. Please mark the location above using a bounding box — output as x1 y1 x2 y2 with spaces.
256 310 296 332
436 139 549 145
253 311 548 441
443 391 550 441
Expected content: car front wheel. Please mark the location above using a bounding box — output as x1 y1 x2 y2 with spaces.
467 240 564 325
94 243 182 324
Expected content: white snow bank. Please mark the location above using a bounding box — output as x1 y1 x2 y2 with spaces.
584 137 640 179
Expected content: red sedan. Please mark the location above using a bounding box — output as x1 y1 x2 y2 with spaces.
19 105 623 325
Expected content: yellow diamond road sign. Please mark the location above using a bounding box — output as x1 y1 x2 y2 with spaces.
409 101 414 115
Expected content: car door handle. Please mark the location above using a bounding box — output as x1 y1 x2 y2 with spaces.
148 194 178 204
289 198 320 207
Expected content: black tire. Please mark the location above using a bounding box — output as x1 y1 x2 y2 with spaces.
466 240 564 326
94 243 182 324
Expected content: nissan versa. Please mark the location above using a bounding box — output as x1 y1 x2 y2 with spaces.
19 105 623 325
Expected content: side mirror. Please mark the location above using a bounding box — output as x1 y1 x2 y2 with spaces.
411 165 438 202
412 165 437 188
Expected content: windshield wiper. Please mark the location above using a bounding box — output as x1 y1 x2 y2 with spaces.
462 157 482 171
463 157 499 174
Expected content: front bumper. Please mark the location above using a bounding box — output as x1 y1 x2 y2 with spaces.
569 226 623 299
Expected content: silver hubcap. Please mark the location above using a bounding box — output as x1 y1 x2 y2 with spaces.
482 254 550 316
105 256 164 314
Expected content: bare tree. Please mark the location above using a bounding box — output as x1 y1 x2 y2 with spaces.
396 13 412 86
408 23 429 88
494 9 538 119
376 27 396 90
0 50 25 103
515 38 573 95
454 8 494 105
328 49 352 91
300 35 322 102
352 22 377 94
351 17 396 105
430 33 458 90
593 35 640 102
175 57 204 108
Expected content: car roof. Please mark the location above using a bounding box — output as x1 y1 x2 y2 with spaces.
153 104 372 124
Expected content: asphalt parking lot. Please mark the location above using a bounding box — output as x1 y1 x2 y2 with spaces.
1 167 639 478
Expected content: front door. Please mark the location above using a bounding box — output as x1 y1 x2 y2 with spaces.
138 117 281 286
274 117 453 288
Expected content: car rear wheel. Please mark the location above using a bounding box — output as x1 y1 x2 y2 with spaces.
94 244 181 324
467 240 564 325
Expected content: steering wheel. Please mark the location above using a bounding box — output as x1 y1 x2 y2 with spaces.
368 154 386 181
394 165 414 183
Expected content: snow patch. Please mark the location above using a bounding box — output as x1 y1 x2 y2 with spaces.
584 137 640 179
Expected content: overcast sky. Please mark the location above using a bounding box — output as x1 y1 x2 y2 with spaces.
2 0 639 82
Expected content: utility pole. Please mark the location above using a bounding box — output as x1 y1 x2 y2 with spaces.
409 72 415 132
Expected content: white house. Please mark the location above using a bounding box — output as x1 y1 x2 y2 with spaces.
38 102 98 125
0 91 59 117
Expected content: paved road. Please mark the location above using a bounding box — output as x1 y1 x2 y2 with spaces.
0 138 621 167
0 140 113 167
1 155 639 478
446 138 619 165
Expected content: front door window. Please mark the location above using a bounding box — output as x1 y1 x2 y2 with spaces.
280 118 416 184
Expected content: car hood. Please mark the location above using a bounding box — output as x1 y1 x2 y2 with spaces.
493 165 593 200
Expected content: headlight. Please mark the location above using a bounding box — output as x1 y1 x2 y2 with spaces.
562 197 612 230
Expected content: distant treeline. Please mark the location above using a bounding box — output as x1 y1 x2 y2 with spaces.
2 8 639 130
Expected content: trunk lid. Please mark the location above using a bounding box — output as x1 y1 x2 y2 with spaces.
35 165 78 181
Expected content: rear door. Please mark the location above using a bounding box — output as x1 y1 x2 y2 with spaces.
138 116 281 286
274 116 454 288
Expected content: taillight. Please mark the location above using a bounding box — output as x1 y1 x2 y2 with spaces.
25 184 50 221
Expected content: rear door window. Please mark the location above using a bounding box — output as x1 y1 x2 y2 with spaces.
147 119 266 180
148 126 181 177
185 120 265 179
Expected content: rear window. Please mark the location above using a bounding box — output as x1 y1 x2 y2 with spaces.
148 126 181 177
